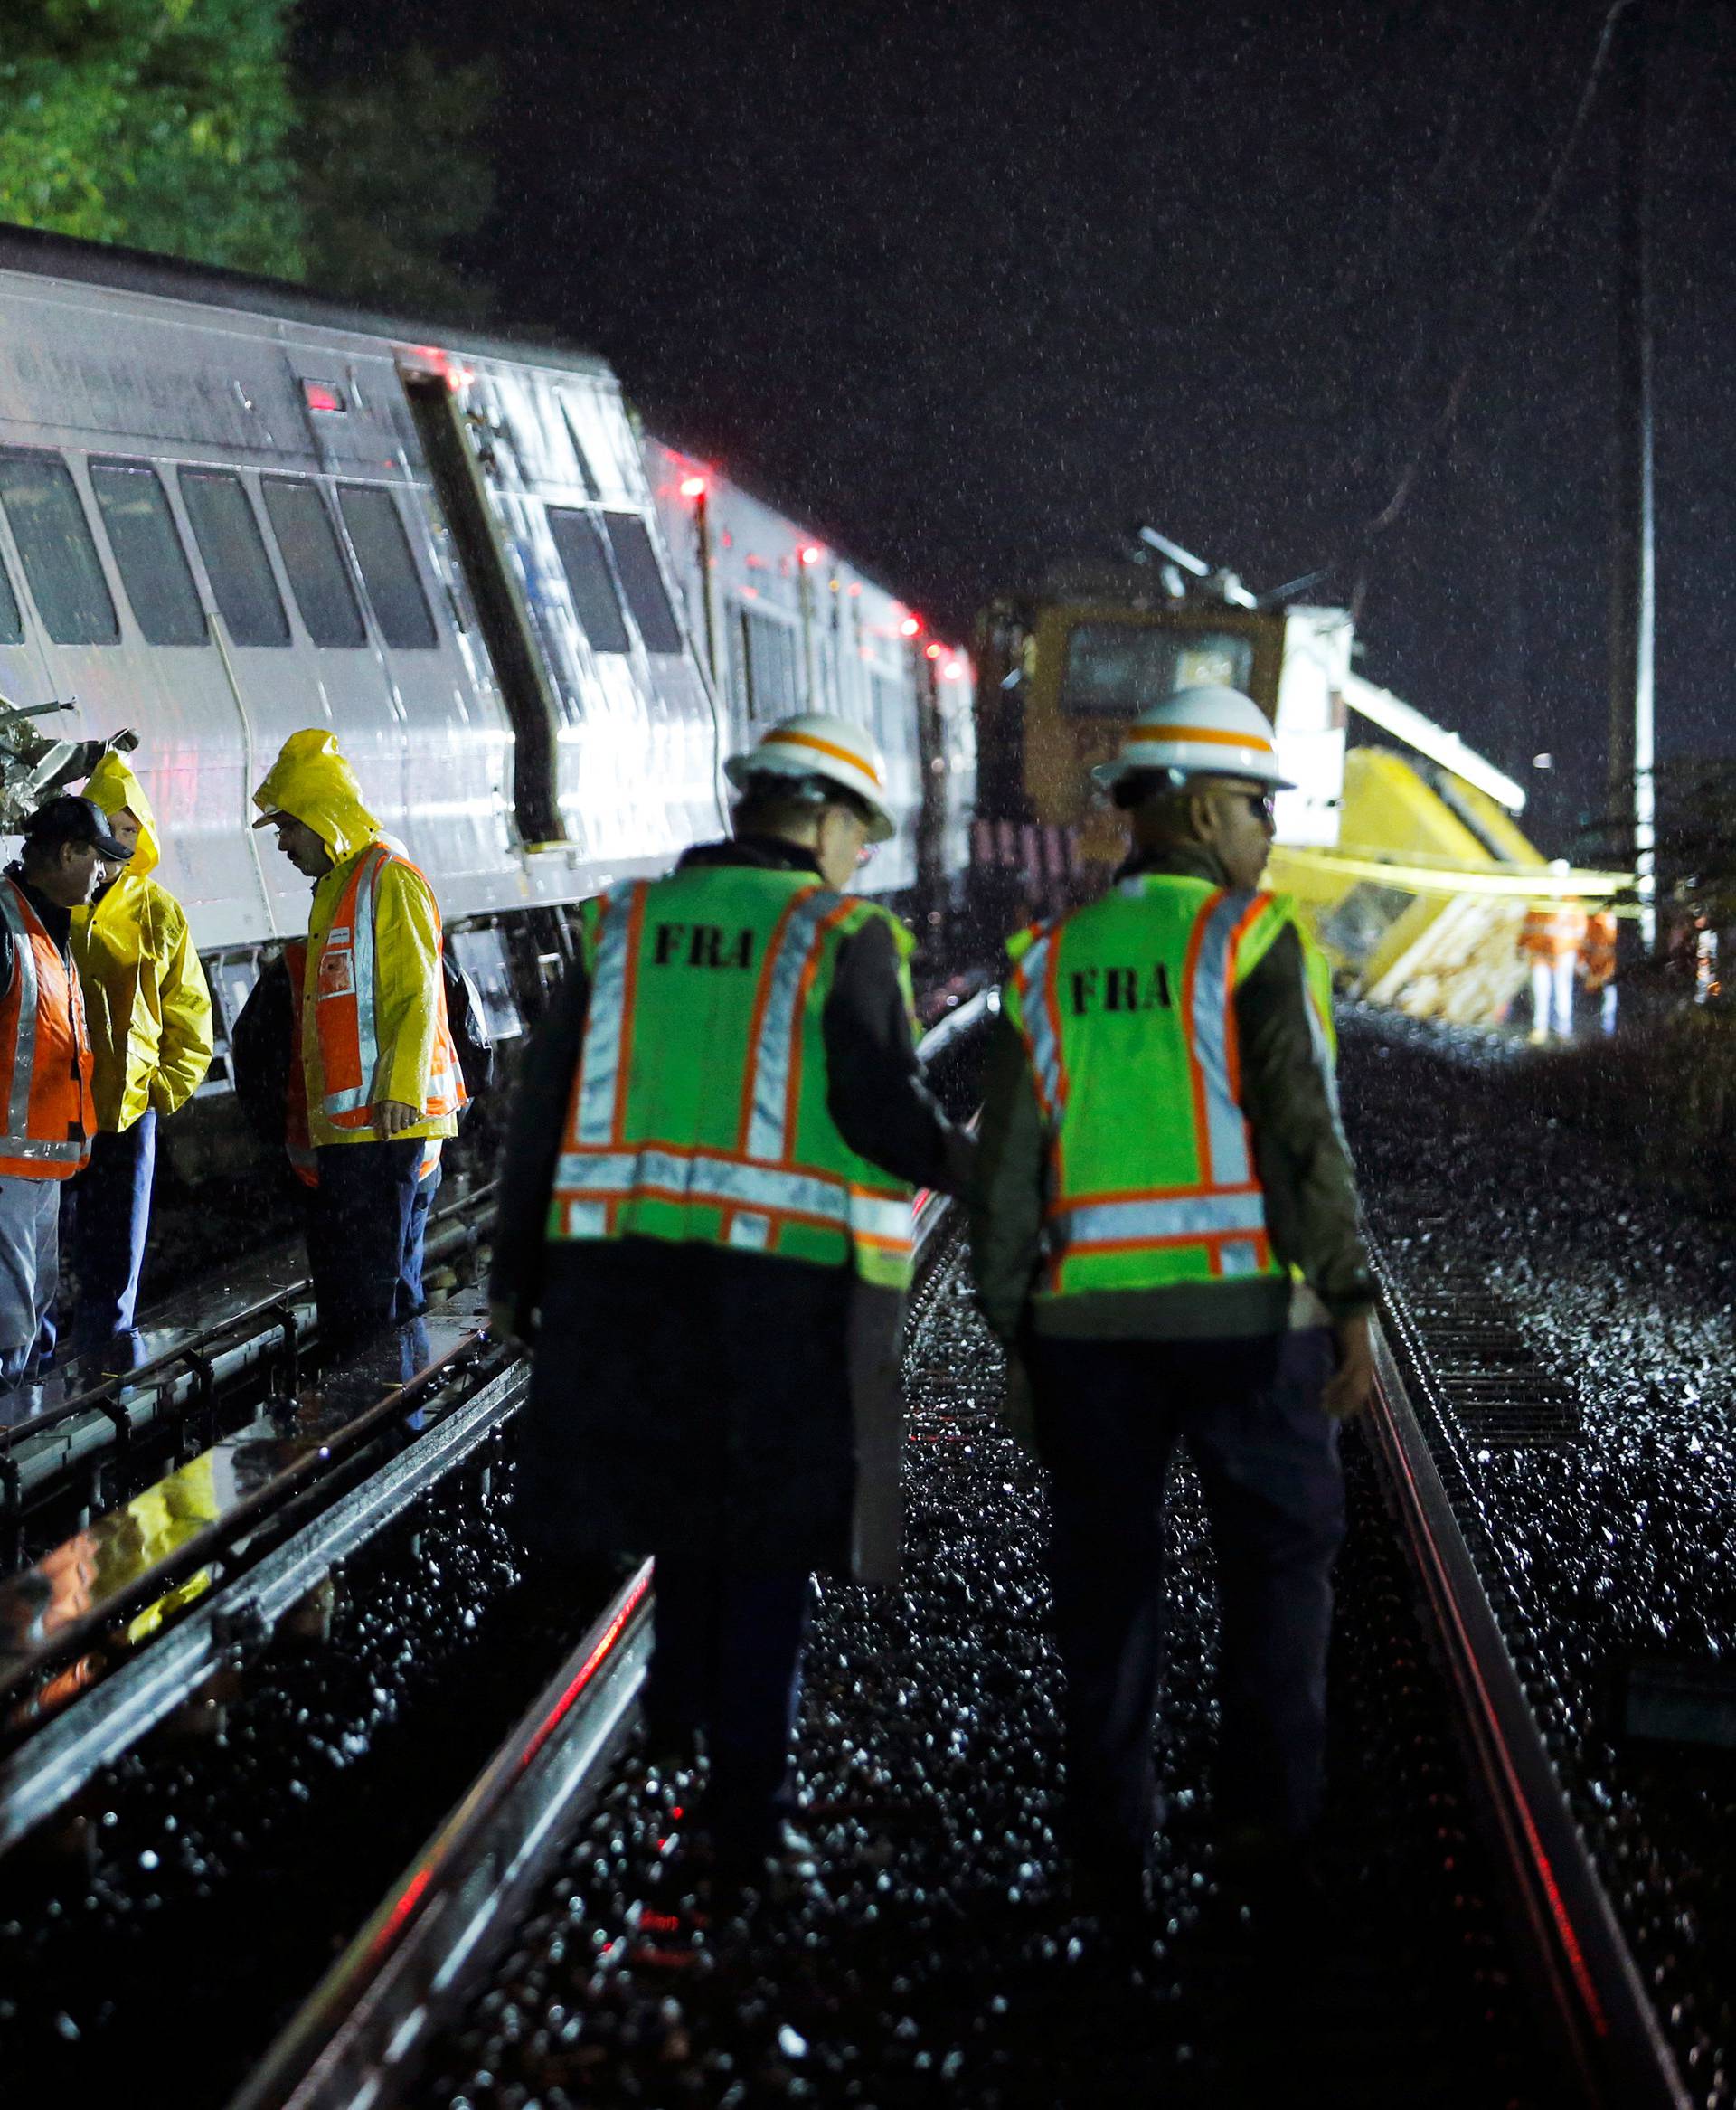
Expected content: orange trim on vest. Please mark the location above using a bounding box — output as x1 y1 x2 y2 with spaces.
0 877 94 1181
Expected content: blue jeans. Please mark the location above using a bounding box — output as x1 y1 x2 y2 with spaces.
307 1141 440 1367
0 1173 61 1390
1028 1327 1344 1856
68 1111 157 1356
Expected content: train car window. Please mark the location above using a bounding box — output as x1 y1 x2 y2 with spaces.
0 552 22 644
90 460 208 647
546 506 629 653
262 478 366 648
178 469 291 646
1060 622 1253 717
870 671 907 740
336 485 439 650
0 450 120 645
735 605 802 723
602 513 683 654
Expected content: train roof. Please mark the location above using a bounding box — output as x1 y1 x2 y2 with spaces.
0 221 613 381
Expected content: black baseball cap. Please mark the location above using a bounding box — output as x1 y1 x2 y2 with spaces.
21 794 130 861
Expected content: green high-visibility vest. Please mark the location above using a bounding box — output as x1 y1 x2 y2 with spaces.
548 864 915 1288
1002 875 1299 1306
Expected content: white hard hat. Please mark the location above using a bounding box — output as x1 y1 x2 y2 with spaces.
1090 685 1294 792
723 712 896 842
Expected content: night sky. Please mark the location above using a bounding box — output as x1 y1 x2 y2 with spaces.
308 0 1736 847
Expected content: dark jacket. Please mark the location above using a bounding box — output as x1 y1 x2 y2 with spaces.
492 835 969 1581
968 841 1373 1344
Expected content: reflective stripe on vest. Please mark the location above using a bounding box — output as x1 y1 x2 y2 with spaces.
314 846 464 1126
0 880 92 1177
555 877 913 1275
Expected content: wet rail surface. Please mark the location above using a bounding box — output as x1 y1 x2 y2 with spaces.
1341 1007 1736 2104
388 1222 1549 2110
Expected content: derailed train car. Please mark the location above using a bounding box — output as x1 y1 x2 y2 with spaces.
0 226 976 1166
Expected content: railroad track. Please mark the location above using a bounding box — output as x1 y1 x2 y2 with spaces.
0 1172 498 1557
218 1217 1689 2110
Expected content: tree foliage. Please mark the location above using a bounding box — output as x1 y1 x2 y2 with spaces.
0 3 496 315
295 42 496 321
0 0 306 276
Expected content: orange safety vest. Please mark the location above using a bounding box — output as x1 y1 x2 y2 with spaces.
310 845 465 1131
1519 902 1588 964
284 936 440 1187
0 876 95 1181
1581 910 1618 990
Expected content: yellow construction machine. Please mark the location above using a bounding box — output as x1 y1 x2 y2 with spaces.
972 547 1625 1023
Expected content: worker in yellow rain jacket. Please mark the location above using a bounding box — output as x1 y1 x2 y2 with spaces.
970 687 1373 1921
67 752 212 1357
251 732 466 1364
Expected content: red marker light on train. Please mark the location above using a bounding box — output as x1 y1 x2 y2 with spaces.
942 659 966 681
899 614 921 638
303 381 345 413
924 641 943 661
799 544 823 566
678 475 708 499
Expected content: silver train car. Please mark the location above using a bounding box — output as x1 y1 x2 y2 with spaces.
643 440 976 909
0 227 976 1131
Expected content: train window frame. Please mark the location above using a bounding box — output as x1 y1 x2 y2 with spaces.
0 544 23 646
89 458 209 648
261 477 367 649
734 602 803 724
0 448 121 646
1057 620 1257 718
601 512 684 655
546 506 630 654
177 467 292 648
335 483 439 651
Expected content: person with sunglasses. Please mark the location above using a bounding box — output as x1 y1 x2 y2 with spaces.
968 683 1373 1926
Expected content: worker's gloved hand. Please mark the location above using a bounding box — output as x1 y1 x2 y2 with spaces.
1322 1312 1373 1421
998 1348 1042 1456
107 727 140 753
373 1098 422 1136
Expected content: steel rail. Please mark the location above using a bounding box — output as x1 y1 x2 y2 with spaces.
0 1348 529 1856
1364 1309 1690 2110
0 1178 498 1525
232 1186 964 2110
0 1326 504 1724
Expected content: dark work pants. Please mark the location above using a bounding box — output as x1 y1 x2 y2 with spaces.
646 1546 812 1852
1027 1328 1344 1864
68 1112 157 1356
308 1141 439 1366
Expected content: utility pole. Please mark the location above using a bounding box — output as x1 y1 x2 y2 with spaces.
1609 0 1656 948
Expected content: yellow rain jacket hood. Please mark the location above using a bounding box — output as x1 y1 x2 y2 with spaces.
250 729 381 863
254 733 457 1150
73 752 214 1132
